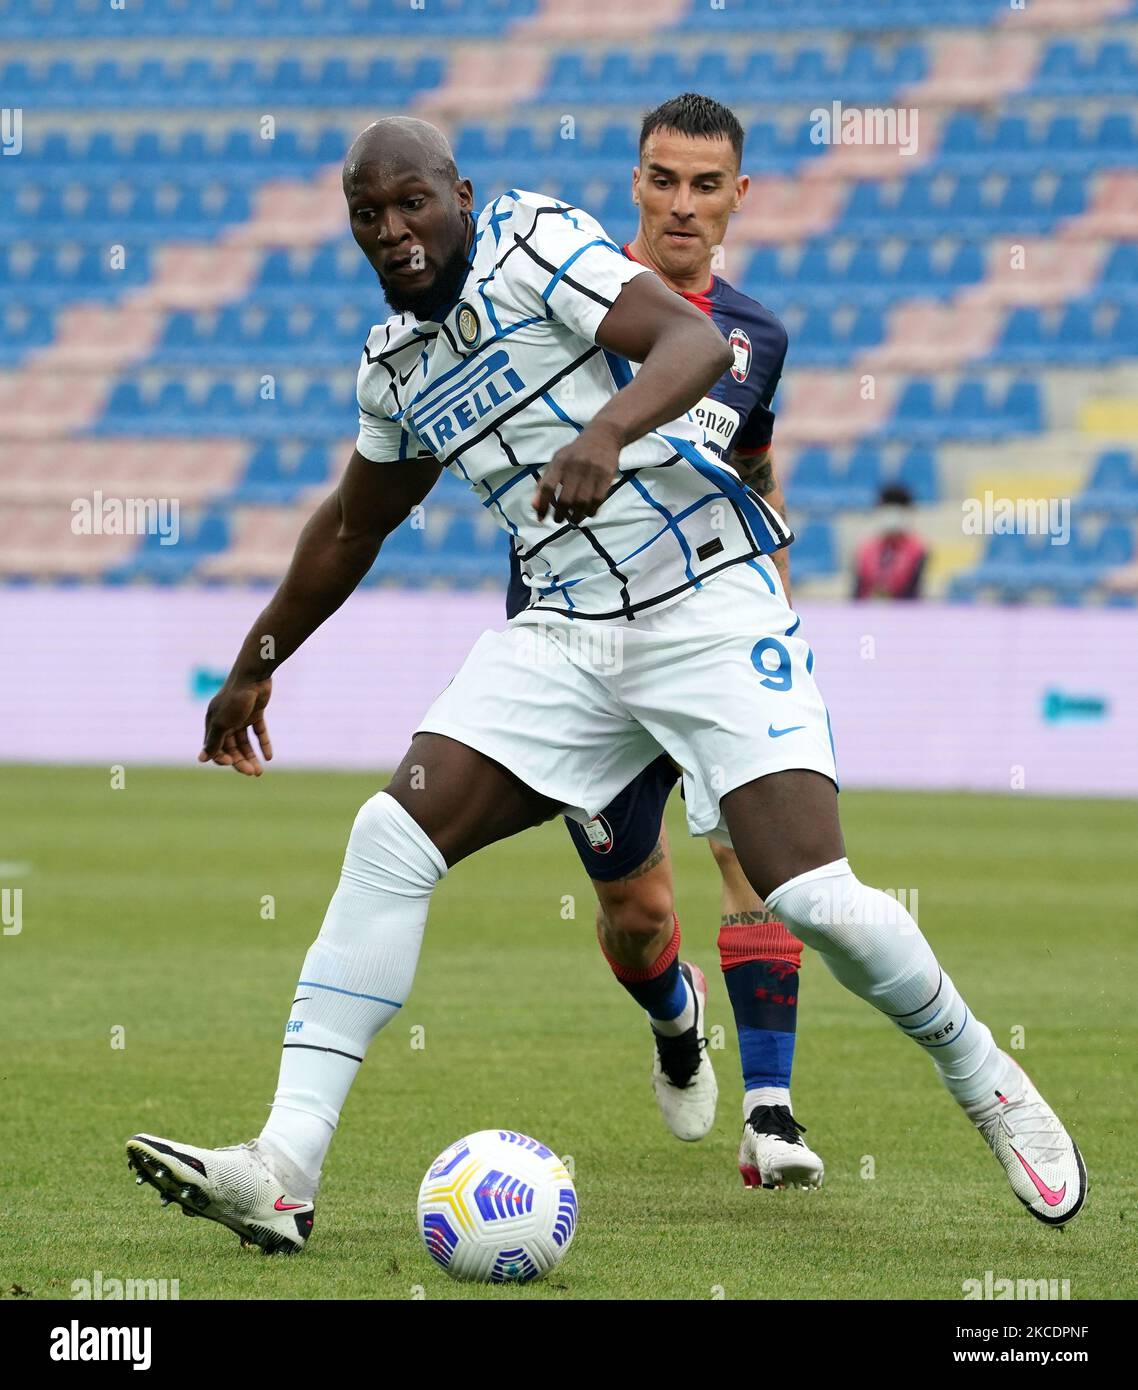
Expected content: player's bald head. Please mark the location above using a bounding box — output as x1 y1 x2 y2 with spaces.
343 117 474 319
343 117 457 192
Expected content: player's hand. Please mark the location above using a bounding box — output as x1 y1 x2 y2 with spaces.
198 677 273 776
533 420 623 525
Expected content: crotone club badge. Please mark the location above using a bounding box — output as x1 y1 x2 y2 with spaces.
455 301 481 350
583 814 614 854
728 327 751 383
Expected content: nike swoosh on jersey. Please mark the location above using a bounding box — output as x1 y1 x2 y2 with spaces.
768 724 806 738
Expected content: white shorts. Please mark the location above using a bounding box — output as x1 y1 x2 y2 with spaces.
416 557 838 841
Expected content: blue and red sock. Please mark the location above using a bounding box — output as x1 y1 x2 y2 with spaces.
719 916 803 1115
602 915 694 1036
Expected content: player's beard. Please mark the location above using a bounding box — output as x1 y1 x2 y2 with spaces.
378 235 473 321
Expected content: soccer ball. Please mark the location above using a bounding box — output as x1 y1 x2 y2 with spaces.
417 1129 578 1283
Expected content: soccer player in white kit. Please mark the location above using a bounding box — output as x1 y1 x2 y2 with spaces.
127 117 1085 1254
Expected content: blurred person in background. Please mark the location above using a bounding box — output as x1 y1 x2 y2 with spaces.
852 484 928 600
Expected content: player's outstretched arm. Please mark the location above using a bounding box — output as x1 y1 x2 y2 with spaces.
534 272 733 524
199 451 441 775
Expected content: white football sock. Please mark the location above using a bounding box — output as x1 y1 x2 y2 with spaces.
744 1086 792 1117
258 792 446 1196
766 858 1004 1111
648 975 696 1036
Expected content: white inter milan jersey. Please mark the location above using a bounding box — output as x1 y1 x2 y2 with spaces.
356 189 792 622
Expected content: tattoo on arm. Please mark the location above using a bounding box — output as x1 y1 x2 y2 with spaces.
745 456 776 497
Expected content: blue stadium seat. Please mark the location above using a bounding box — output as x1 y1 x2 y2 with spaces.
995 306 1044 361
896 242 934 289
156 380 191 419
1081 451 1138 516
104 381 144 417
692 51 733 89
1083 522 1135 572
947 242 985 285
193 512 231 555
202 381 239 424
895 445 939 502
994 115 1031 158
950 378 996 439
318 57 352 91
742 50 777 86
227 58 259 94
840 42 880 85
892 41 926 83
790 448 835 502
1049 173 1087 217
1004 379 1043 433
846 243 884 286
840 442 882 506
1058 303 1100 362
1093 39 1138 87
942 112 982 155
894 379 938 432
1038 40 1078 83
788 522 837 578
787 48 830 87
136 57 166 96
597 123 636 161
1097 111 1136 154
1046 114 1081 153
1110 304 1138 351
547 52 588 99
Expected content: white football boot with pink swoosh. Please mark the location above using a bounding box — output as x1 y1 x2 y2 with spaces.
969 1053 1086 1226
126 1133 315 1253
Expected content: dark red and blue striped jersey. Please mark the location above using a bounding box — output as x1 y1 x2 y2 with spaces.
662 253 788 467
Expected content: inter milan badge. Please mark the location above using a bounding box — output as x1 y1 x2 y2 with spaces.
455 301 481 350
729 327 751 383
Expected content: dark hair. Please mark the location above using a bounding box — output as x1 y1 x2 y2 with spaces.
879 484 914 507
639 92 745 167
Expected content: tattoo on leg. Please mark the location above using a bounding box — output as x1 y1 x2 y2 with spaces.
610 837 666 883
721 908 781 928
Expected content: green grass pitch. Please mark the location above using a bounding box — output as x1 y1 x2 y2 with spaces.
2 764 1135 1300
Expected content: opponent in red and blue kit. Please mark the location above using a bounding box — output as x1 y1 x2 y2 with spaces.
506 96 824 1189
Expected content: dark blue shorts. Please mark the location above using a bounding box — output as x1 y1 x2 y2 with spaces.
563 753 680 882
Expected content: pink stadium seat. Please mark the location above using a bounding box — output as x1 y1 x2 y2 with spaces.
734 177 846 243
0 504 139 578
778 371 895 447
1003 0 1132 27
910 34 1036 103
197 504 312 581
965 238 1104 308
863 302 1003 373
519 0 687 39
1069 170 1138 239
415 43 547 115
